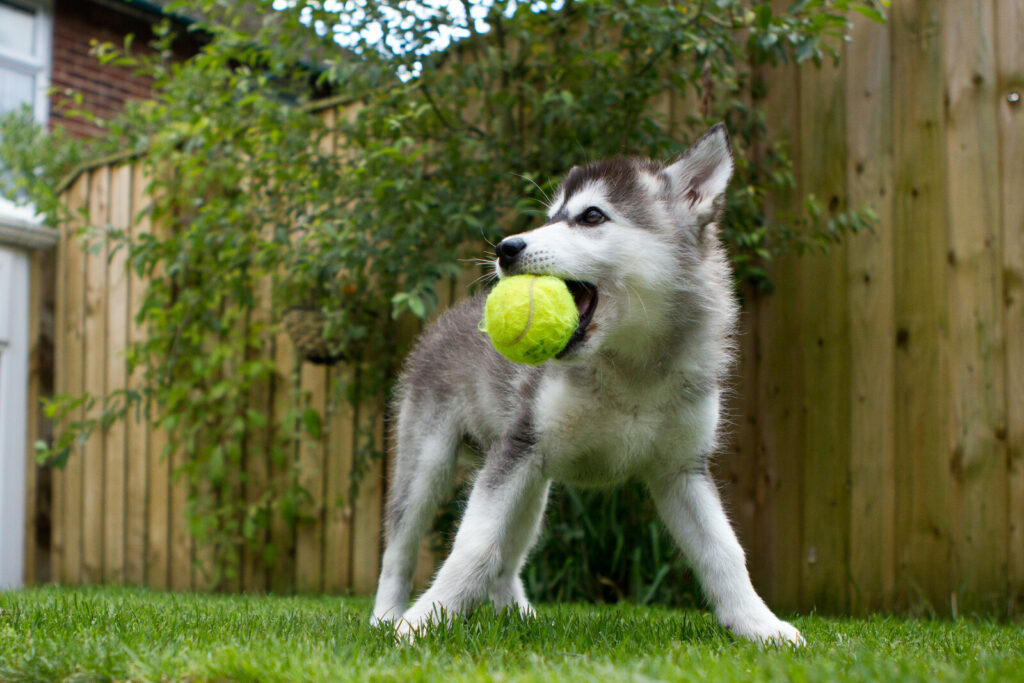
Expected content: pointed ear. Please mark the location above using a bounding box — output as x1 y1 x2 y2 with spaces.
664 123 734 213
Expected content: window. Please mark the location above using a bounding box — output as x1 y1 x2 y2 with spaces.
0 0 52 123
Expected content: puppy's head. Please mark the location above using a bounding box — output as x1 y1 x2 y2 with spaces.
494 124 734 361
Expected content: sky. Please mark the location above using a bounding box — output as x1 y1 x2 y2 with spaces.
270 0 562 79
272 1 563 57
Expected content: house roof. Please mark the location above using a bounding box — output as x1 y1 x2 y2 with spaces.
0 197 57 249
84 0 199 26
93 1 323 57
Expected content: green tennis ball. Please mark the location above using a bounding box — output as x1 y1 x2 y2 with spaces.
480 274 579 365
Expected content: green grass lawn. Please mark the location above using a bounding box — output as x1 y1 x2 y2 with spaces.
1 587 1021 682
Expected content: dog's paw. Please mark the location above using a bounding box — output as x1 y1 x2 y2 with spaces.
514 600 537 619
393 616 420 643
392 604 444 643
493 599 537 619
370 606 403 628
725 613 806 647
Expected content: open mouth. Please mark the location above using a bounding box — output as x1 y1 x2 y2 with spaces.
557 280 598 358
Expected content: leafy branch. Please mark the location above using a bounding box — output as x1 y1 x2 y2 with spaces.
4 0 884 591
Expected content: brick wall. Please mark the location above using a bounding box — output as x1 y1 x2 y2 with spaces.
49 0 201 138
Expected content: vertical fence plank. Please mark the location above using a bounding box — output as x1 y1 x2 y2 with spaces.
797 56 852 614
298 105 338 595
144 180 171 590
166 198 191 591
296 363 328 592
754 62 805 613
994 0 1024 615
351 400 384 595
891 0 954 613
82 166 110 584
242 272 272 593
126 164 150 586
24 250 42 585
169 448 192 590
845 13 896 614
61 174 90 585
193 491 216 590
942 0 1008 613
270 335 298 593
324 369 354 593
146 427 170 589
51 204 68 582
720 289 759 579
720 66 759 579
103 164 132 583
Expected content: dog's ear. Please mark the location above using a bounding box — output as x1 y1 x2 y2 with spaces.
664 123 733 217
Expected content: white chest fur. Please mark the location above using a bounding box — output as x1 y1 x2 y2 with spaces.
532 369 719 486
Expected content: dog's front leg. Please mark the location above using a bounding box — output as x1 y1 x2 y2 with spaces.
396 444 549 637
647 467 805 646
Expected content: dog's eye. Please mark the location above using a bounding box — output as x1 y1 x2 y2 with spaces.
578 207 607 226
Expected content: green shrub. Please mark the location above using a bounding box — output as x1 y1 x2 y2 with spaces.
5 0 881 593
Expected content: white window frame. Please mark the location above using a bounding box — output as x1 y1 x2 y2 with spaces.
0 0 54 591
0 0 53 124
0 247 30 590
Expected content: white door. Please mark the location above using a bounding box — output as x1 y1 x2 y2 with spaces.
0 246 29 589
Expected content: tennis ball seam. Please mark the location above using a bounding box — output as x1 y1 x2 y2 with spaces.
510 275 538 345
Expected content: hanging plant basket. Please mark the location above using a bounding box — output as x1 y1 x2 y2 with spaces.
282 306 347 366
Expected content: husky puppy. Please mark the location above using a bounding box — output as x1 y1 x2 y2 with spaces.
370 124 804 645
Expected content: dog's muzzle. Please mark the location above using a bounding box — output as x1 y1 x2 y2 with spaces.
496 237 527 270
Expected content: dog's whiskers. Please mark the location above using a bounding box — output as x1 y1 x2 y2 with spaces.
512 173 552 207
618 281 650 323
469 270 499 288
459 257 495 265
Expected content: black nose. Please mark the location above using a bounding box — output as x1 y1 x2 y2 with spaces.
496 237 527 269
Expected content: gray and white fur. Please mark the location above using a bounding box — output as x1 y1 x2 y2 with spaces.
370 124 804 646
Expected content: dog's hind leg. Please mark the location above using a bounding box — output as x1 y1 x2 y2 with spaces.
371 403 459 626
647 466 805 646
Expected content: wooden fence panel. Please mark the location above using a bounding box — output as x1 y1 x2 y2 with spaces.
296 363 328 593
996 0 1024 615
60 174 89 586
146 423 171 590
350 402 384 595
50 206 67 583
144 226 172 592
725 0 1022 615
942 0 1008 613
164 192 192 594
103 163 132 584
269 333 298 594
126 164 151 586
797 54 851 614
747 57 805 611
891 0 956 612
844 12 896 614
324 370 355 593
242 270 273 593
42 4 1024 615
25 251 43 585
82 166 110 585
167 448 192 592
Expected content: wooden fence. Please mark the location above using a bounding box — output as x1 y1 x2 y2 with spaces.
719 3 1023 615
39 4 1023 615
46 108 447 596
